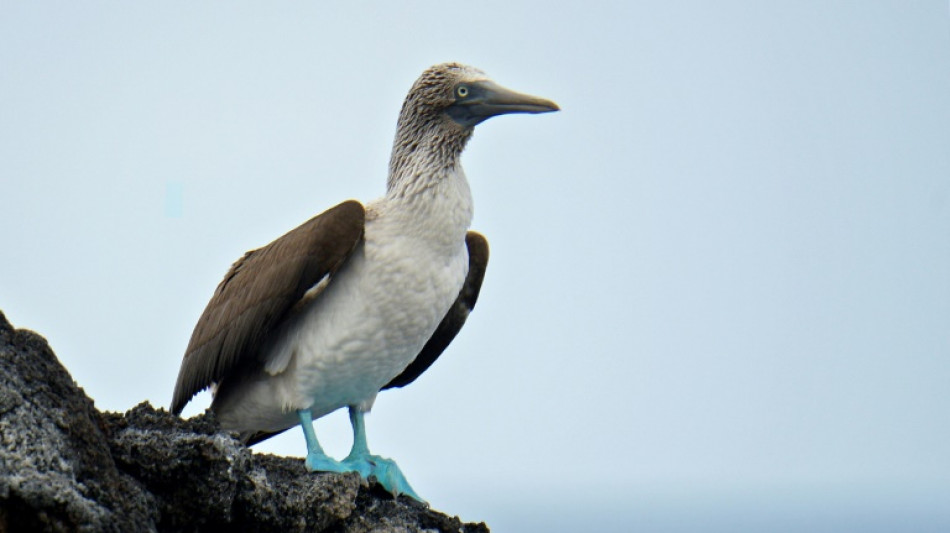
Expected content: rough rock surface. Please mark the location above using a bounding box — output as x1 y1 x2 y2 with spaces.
0 310 489 533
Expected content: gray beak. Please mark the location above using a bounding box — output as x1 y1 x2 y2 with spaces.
447 80 560 127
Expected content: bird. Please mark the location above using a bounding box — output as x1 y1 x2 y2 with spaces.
170 63 558 501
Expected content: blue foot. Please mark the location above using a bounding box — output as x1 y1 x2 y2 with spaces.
298 409 347 474
343 407 425 503
341 453 424 502
304 452 346 473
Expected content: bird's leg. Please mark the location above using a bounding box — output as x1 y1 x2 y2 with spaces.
345 405 371 460
297 409 345 473
340 406 424 502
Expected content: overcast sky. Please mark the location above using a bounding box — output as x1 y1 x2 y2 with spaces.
2 2 949 531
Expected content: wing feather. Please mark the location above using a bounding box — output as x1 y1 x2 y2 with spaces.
170 200 365 414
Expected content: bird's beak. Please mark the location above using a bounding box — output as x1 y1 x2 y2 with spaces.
447 80 560 127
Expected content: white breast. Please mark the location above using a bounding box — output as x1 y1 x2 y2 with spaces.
214 166 473 434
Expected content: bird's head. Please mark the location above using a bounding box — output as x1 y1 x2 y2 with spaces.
397 63 559 134
388 63 558 188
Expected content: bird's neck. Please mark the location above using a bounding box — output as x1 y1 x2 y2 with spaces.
386 118 472 198
378 121 474 250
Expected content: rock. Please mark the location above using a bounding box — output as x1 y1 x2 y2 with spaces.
0 310 489 533
0 311 154 532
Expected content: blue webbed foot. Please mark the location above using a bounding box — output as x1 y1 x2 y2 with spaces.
298 407 426 502
341 452 424 502
298 409 347 474
343 407 426 503
304 452 346 473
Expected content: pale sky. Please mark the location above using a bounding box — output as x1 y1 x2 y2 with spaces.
2 2 949 531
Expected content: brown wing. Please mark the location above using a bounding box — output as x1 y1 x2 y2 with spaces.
170 200 365 415
383 231 489 390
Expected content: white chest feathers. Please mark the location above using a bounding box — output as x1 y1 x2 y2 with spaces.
215 168 474 432
283 227 468 415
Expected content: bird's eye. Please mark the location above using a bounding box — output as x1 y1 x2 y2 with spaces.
456 85 469 98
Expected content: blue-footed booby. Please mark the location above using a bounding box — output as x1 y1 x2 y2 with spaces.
170 63 558 500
